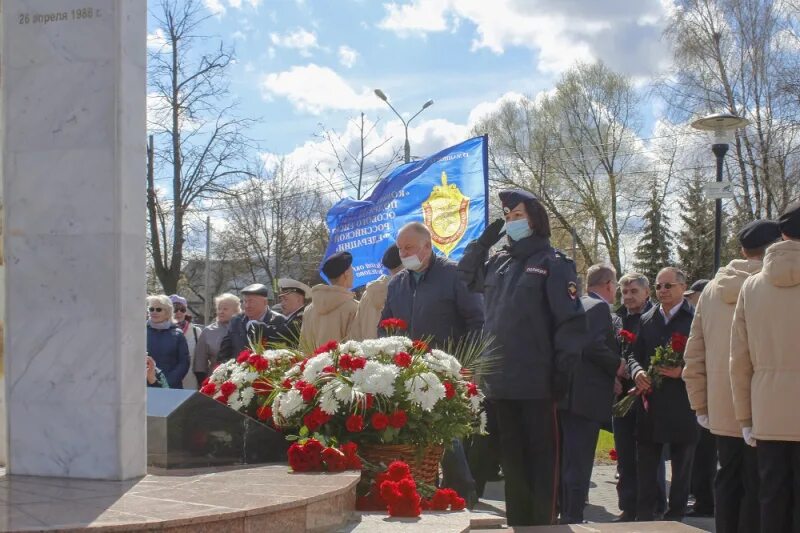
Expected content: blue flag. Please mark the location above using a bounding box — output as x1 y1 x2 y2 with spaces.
322 135 488 288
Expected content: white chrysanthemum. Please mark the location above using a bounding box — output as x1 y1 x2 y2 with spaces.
229 368 247 385
425 350 462 379
358 337 409 358
479 410 488 433
228 391 243 411
319 384 340 415
351 361 399 396
240 386 255 405
405 371 446 411
303 353 333 382
277 389 304 419
211 364 229 380
334 382 354 403
264 349 294 362
339 340 362 354
469 393 483 414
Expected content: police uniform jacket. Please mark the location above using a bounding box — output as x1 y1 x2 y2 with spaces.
380 254 484 347
626 299 697 444
562 293 621 422
458 234 586 400
218 310 289 363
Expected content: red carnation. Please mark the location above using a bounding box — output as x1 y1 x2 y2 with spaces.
387 461 411 481
301 384 318 403
430 489 452 511
294 380 308 390
371 412 390 431
389 410 407 429
338 354 353 370
671 332 688 353
609 448 618 461
346 414 364 432
281 378 292 389
216 395 229 404
220 381 237 396
393 352 412 368
252 378 273 395
314 340 339 355
450 495 466 511
466 382 479 397
412 340 430 353
619 329 637 344
340 442 358 457
200 382 216 396
444 381 456 399
365 394 375 409
236 350 252 363
322 365 335 373
322 447 348 472
350 357 367 370
252 356 269 372
256 404 272 421
303 407 331 431
379 318 408 331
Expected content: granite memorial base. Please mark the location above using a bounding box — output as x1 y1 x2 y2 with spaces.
147 388 288 469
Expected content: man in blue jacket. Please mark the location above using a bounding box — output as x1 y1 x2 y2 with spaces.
380 221 484 507
560 264 622 524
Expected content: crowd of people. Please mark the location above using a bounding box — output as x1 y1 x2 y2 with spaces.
143 189 800 532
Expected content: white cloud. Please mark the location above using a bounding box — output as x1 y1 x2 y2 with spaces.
466 91 526 128
231 30 247 41
246 0 263 7
338 45 359 68
228 0 242 7
270 28 319 57
147 28 169 51
267 47 276 59
260 64 383 113
203 0 226 16
378 0 674 76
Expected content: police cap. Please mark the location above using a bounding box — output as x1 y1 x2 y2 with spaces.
381 244 402 270
322 251 353 279
778 200 800 239
498 189 538 214
737 219 781 249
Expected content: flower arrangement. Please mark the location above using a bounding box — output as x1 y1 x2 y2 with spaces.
269 334 485 448
199 340 301 424
287 437 362 472
612 332 689 417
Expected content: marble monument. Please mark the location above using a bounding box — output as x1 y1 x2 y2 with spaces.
1 0 147 479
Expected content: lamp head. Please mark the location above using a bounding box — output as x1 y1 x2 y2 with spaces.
691 112 750 145
423 99 434 109
374 89 388 102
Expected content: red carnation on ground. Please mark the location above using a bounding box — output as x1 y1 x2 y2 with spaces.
256 404 272 422
371 412 390 431
236 350 252 363
220 381 237 397
387 461 411 481
393 352 412 367
346 414 364 432
322 447 348 472
389 410 408 429
671 332 688 353
444 381 456 399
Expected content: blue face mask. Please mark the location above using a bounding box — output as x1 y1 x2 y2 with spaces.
505 218 533 241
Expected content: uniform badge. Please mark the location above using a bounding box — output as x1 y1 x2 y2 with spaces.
526 266 548 275
567 281 578 300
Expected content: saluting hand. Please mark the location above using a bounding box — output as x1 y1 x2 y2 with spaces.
478 218 506 248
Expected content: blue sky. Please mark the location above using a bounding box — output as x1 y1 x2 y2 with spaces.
148 0 675 191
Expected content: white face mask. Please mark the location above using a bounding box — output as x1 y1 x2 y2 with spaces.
401 254 423 271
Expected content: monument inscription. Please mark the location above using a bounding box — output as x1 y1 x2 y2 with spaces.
16 8 101 25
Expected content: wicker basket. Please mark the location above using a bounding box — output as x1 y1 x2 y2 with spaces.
359 443 444 485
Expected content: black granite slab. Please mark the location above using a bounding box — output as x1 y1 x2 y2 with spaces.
146 388 288 469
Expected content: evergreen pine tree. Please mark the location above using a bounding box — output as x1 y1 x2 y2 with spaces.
677 173 715 281
634 186 673 285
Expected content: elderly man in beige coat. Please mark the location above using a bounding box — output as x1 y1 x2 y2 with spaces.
730 201 800 533
684 219 780 533
300 251 358 349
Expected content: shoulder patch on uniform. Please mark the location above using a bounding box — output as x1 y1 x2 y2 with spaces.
526 266 548 275
554 249 575 263
567 281 578 300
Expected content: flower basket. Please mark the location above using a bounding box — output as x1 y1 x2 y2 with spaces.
360 443 444 486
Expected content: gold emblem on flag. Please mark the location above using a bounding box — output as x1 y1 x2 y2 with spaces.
422 171 470 256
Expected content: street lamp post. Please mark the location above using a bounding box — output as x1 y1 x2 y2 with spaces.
374 89 433 163
690 112 750 275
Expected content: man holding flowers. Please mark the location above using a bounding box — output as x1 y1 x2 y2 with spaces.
626 266 696 521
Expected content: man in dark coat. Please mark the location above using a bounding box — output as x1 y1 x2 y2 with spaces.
559 264 622 524
458 189 586 526
380 221 484 507
218 284 289 362
628 266 697 521
613 272 666 521
278 278 311 341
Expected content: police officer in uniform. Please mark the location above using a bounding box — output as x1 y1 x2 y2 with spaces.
278 278 311 340
458 189 586 526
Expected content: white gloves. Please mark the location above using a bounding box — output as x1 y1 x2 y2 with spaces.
697 414 709 429
742 427 757 447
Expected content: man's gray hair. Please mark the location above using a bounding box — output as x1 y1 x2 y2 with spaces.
398 221 431 242
657 266 687 284
619 272 649 290
586 263 617 288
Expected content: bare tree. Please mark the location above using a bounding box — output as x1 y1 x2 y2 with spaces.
661 0 800 219
147 0 255 294
314 113 401 200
